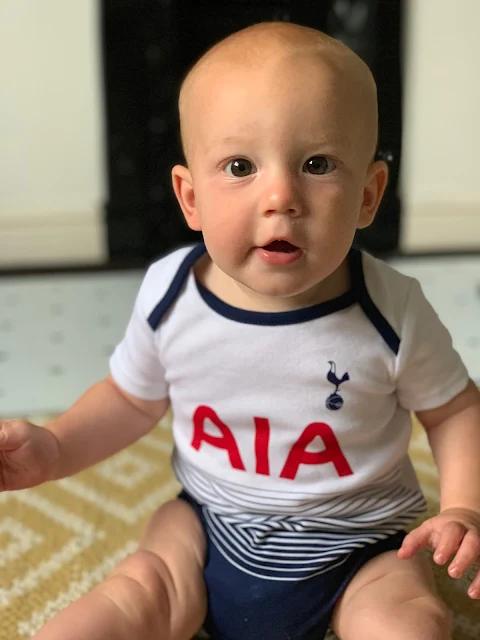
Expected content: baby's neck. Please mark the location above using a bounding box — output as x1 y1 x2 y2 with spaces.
195 255 350 313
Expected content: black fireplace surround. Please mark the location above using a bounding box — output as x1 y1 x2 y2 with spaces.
101 0 402 264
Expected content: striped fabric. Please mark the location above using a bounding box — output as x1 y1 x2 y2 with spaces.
175 456 426 580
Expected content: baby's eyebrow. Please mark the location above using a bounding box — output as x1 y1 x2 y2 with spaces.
204 135 254 153
204 135 345 155
301 138 345 152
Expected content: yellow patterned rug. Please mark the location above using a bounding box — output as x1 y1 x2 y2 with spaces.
1 413 479 640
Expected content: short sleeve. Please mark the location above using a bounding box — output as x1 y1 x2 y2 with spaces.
395 279 469 412
109 269 168 401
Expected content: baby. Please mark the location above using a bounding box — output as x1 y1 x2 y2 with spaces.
2 21 480 640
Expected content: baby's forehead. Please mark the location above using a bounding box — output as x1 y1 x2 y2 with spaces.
184 51 362 127
185 34 373 114
179 24 378 161
185 35 351 94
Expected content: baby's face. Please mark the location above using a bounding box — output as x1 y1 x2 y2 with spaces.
173 53 387 307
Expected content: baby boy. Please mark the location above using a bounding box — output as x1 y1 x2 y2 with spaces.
1 21 480 640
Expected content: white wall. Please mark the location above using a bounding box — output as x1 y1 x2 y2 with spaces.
0 0 107 266
401 0 480 251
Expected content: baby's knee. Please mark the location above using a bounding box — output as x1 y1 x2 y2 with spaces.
110 548 207 639
107 550 174 626
403 594 452 639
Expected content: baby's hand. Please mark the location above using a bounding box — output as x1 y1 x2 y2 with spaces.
0 420 59 491
397 507 480 599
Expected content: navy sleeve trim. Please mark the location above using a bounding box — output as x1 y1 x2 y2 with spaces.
348 250 401 355
147 243 207 330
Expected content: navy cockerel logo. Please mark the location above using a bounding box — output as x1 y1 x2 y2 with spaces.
326 361 350 410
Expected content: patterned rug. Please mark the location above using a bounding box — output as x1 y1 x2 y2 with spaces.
1 413 479 640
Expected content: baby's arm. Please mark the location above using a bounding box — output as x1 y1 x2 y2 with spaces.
45 375 169 479
0 377 168 491
398 379 480 598
418 379 480 514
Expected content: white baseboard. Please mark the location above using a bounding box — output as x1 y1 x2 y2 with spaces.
400 203 480 252
0 211 108 267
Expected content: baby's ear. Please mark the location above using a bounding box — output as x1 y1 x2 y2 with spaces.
357 160 389 229
171 165 202 231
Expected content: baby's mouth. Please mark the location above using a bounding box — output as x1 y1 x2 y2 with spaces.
262 240 299 253
256 240 303 265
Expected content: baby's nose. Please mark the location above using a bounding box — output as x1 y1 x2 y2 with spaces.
261 174 302 217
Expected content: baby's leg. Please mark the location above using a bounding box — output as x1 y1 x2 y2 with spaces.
33 499 207 640
330 550 451 640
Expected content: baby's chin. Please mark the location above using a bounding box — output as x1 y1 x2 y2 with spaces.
230 273 333 312
238 257 350 308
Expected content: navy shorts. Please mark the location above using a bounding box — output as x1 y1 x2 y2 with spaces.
179 491 406 640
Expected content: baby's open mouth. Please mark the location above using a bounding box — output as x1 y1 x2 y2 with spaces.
262 240 298 253
257 240 303 265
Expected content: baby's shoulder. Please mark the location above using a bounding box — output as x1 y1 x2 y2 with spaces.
137 244 198 317
361 252 418 334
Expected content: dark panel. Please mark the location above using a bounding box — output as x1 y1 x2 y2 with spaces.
101 0 196 263
101 0 402 263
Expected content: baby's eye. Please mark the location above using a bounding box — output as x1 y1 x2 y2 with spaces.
225 158 256 177
303 156 335 175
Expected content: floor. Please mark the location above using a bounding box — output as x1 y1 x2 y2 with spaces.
0 253 479 417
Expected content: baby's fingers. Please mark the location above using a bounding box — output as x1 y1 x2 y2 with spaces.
447 530 480 577
0 420 31 449
466 561 480 599
446 528 480 577
397 522 434 559
0 421 20 448
433 521 467 566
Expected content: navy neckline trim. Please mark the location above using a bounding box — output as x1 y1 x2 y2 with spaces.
148 243 206 329
147 242 401 353
195 278 356 326
349 249 400 354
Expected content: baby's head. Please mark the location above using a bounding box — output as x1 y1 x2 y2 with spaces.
172 22 388 307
